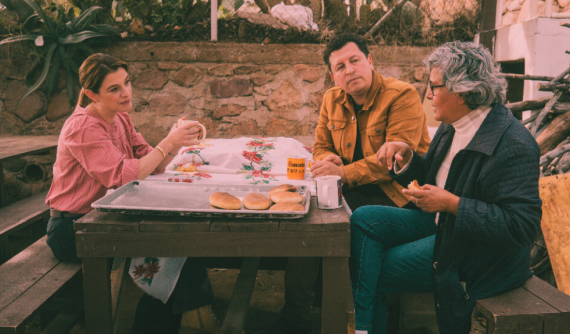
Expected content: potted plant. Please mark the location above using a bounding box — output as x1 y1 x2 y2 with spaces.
0 0 119 106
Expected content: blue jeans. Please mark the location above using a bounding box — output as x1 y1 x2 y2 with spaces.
46 216 83 263
349 206 437 333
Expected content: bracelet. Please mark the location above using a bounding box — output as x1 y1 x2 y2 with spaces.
168 152 176 158
155 146 166 159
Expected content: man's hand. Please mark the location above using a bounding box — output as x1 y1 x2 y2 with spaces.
311 159 347 183
323 154 343 166
376 141 413 171
402 184 460 214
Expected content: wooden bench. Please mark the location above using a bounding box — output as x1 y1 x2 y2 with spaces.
0 135 58 208
400 276 570 334
475 275 570 334
0 236 83 334
0 190 50 263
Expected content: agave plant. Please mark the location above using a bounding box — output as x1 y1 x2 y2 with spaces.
0 0 119 106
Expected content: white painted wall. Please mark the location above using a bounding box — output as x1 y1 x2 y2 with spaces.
494 17 570 101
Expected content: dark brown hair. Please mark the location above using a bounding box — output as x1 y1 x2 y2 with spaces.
323 34 370 72
77 53 129 108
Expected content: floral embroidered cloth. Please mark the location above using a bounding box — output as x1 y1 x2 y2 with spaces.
131 137 315 302
145 136 316 192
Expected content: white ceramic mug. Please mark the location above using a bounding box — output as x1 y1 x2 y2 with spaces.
315 175 342 209
178 119 207 142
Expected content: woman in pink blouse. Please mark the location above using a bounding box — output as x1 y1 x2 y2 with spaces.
46 54 218 334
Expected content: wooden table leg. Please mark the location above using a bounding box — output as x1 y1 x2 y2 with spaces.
322 257 350 334
82 257 113 334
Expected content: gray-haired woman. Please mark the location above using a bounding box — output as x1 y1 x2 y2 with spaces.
350 41 542 334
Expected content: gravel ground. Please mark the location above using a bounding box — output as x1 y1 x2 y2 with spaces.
24 268 486 334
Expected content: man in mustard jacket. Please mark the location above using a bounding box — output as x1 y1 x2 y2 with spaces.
312 34 431 210
254 34 431 334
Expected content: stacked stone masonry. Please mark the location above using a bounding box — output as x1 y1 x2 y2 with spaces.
501 0 567 26
0 42 431 203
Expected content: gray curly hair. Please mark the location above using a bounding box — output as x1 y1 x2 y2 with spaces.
423 41 507 110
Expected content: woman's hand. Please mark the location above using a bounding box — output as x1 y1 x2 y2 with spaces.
402 184 460 214
376 141 413 171
166 118 202 148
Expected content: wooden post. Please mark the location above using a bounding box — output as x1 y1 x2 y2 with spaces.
82 257 113 334
322 257 350 334
364 0 408 39
478 0 497 53
0 161 5 208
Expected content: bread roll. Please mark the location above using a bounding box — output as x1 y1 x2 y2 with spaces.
269 202 305 211
407 180 422 191
269 191 304 204
209 192 242 210
268 184 297 197
243 193 271 210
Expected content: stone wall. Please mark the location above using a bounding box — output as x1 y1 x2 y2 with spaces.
0 41 431 203
0 42 432 144
501 0 567 26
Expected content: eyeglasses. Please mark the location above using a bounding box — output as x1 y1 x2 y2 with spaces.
429 83 445 95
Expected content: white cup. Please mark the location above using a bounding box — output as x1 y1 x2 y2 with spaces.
315 175 342 209
178 119 207 142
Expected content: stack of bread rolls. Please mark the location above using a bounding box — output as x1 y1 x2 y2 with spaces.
268 184 304 211
208 184 305 211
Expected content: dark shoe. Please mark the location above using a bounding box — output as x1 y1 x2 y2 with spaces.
252 318 313 334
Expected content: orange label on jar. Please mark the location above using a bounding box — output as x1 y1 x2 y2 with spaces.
287 157 306 180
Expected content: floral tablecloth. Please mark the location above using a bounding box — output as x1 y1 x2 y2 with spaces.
130 137 315 302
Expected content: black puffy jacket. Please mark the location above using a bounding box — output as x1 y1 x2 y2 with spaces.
392 103 542 333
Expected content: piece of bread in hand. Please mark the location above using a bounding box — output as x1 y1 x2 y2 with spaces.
268 184 297 197
407 180 422 191
243 193 271 210
269 191 304 204
209 192 242 210
269 202 305 211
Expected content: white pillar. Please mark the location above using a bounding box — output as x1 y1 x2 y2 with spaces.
529 0 537 19
211 0 218 41
545 0 553 17
496 0 503 28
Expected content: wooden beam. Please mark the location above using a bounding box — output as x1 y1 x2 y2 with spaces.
219 257 260 334
538 83 570 92
501 74 570 84
76 231 350 258
531 90 564 136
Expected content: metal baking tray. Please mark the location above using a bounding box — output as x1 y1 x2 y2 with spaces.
92 181 310 219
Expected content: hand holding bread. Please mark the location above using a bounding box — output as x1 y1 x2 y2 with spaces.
408 180 422 191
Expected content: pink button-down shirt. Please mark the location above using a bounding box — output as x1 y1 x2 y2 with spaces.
46 106 154 214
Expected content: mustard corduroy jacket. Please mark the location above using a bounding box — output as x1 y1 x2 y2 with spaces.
313 71 431 207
